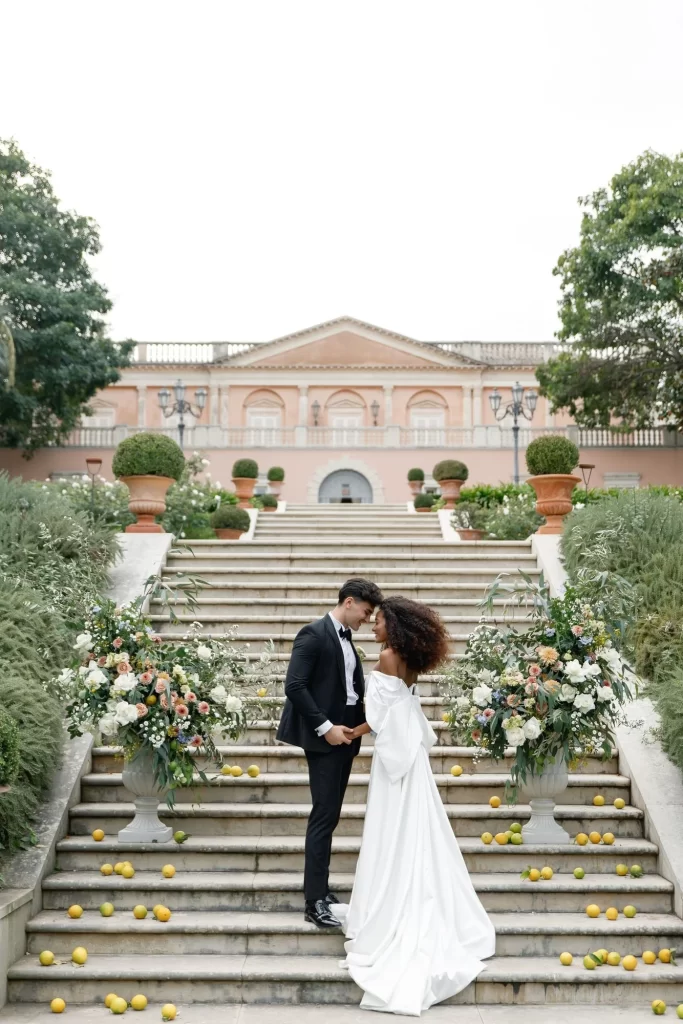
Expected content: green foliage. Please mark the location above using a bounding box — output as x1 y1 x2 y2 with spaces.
481 490 544 539
537 150 683 429
161 454 236 538
414 493 436 509
113 432 185 481
0 139 134 452
232 458 258 479
210 505 251 531
457 482 530 508
267 466 284 482
407 467 425 481
525 435 579 476
0 706 20 787
433 459 468 482
451 501 489 531
261 494 278 508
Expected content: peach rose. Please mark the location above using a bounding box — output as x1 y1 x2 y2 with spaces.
112 637 123 649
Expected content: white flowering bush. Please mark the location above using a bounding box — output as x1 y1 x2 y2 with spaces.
56 596 268 801
444 573 634 793
481 491 543 540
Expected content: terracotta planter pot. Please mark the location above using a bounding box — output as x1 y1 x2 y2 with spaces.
268 480 283 498
232 476 256 509
437 478 464 509
456 528 486 541
528 473 582 534
408 480 423 496
262 506 277 513
415 506 432 513
215 528 246 539
121 475 174 533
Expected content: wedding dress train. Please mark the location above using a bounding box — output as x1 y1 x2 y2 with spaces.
332 670 496 1016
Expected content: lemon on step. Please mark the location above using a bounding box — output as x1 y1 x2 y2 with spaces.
593 795 605 806
643 951 657 964
133 905 148 919
105 993 118 1007
616 863 629 876
100 863 114 876
504 830 514 840
247 765 260 778
559 952 573 965
605 907 618 920
583 954 598 970
100 902 114 917
122 864 135 879
441 713 450 722
230 765 243 777
607 952 621 966
614 797 626 810
528 869 541 882
586 904 601 918
602 833 615 845
257 688 267 697
594 949 608 963
71 946 88 965
39 950 54 966
494 832 508 845
92 828 105 841
162 864 176 878
676 1005 683 1018
589 831 602 844
575 833 589 846
622 954 638 971
67 905 83 918
155 905 172 922
220 765 232 776
489 796 501 808
540 866 553 880
173 831 190 844
623 905 637 918
161 1004 178 1021
630 864 644 878
114 862 125 875
131 993 148 1010
510 822 522 834
450 765 463 777
152 904 164 916
510 833 523 845
110 996 128 1014
50 997 66 1013
573 867 585 879
652 1001 667 1016
659 948 673 963
481 832 493 845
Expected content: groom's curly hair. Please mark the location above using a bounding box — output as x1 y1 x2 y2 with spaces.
379 596 451 674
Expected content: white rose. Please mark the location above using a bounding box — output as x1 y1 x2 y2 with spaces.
197 645 213 662
584 662 602 678
86 668 107 687
596 686 614 702
564 659 586 684
523 717 543 740
455 696 471 709
225 695 243 712
573 692 595 712
98 714 118 737
506 727 526 747
599 647 622 671
477 669 497 684
559 683 577 702
209 684 228 704
472 684 493 708
74 632 92 653
114 672 138 692
114 701 139 725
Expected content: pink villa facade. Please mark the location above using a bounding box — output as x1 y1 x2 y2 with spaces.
2 317 681 502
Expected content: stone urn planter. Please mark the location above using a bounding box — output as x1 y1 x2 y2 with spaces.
232 477 256 509
456 528 486 541
118 746 172 844
121 475 174 534
408 479 423 496
268 480 282 498
437 478 464 509
519 754 570 845
528 474 581 534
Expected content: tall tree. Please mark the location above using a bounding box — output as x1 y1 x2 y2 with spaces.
0 139 133 451
537 150 683 430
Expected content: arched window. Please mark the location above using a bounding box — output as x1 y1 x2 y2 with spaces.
325 390 366 446
407 390 447 446
244 389 284 445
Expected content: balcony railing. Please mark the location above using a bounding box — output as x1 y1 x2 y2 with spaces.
60 424 682 450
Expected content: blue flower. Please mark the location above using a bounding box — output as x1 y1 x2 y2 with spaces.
545 628 556 637
578 636 593 646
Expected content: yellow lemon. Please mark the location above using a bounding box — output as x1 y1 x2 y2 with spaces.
39 950 54 966
593 795 605 806
659 948 673 963
145 694 157 705
247 765 260 778
594 949 608 963
105 993 118 1007
607 952 621 966
230 765 243 778
220 765 232 776
589 831 602 844
71 946 88 965
489 796 501 808
162 864 176 878
602 833 615 845
99 902 114 917
257 688 267 697
652 1001 667 1016
583 954 597 970
616 863 629 876
623 905 637 918
622 954 638 971
155 905 172 922
110 996 128 1014
92 829 105 842
481 832 493 845
586 904 601 918
50 997 66 1013
676 1005 683 1019
574 867 585 879
441 713 449 722
540 866 553 880
122 864 135 879
614 797 626 810
133 905 148 919
131 993 148 1010
528 869 541 882
450 765 463 777
575 833 589 846
643 951 657 964
559 952 573 966
123 861 133 869
494 832 509 845
67 905 83 919
114 861 125 875
100 863 114 876
605 907 618 920
161 1005 178 1021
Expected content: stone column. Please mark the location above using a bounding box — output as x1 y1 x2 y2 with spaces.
219 386 230 428
298 385 309 425
472 386 483 426
383 385 394 424
136 385 146 427
209 385 219 425
462 387 472 428
544 398 555 428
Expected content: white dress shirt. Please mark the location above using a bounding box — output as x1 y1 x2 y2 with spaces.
315 612 358 737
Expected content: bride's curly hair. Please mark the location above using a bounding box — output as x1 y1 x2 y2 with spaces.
379 596 451 674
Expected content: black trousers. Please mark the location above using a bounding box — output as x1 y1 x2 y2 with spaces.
303 704 362 902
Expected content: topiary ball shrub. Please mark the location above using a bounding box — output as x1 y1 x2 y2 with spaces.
112 433 185 481
267 466 285 482
0 706 20 787
526 435 580 476
407 468 425 482
232 458 259 479
414 493 436 509
210 505 251 532
433 460 469 482
261 494 278 508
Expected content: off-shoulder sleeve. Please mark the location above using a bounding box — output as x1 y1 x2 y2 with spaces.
366 671 425 783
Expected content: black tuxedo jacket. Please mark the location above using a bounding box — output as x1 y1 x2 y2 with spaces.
276 614 366 753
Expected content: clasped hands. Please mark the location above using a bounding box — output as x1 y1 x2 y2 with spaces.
324 724 360 745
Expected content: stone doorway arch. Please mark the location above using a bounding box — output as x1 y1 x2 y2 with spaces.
318 469 373 504
308 458 385 504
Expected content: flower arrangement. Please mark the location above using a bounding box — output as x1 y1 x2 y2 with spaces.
55 591 270 801
443 572 634 794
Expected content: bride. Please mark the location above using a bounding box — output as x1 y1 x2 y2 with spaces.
331 596 496 1016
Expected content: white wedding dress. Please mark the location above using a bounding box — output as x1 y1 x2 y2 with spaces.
331 671 496 1016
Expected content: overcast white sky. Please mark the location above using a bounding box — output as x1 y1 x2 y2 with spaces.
3 0 683 343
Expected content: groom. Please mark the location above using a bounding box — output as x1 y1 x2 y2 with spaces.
277 577 383 928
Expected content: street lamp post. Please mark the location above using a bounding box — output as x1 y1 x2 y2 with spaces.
85 457 103 522
488 381 538 485
370 400 380 426
157 379 207 448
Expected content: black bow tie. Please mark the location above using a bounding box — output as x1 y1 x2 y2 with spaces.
338 627 352 642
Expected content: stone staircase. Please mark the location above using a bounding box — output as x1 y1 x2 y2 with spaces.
7 505 683 1009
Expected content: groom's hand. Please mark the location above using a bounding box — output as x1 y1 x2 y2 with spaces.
324 725 353 746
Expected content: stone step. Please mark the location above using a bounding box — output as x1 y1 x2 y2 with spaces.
79 772 631 806
90 745 621 775
24 909 683 958
42 870 674 914
69 800 644 838
152 597 523 617
236 721 456 742
165 553 536 570
162 567 539 586
161 582 501 599
55 835 659 875
149 615 524 635
151 628 476 655
173 538 532 549
253 528 445 537
10 953 683 1006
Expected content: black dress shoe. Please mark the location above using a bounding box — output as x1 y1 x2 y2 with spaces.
304 899 341 929
325 891 341 906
